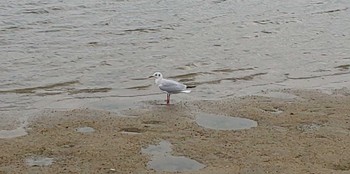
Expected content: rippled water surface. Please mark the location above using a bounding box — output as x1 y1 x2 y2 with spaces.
1 0 350 127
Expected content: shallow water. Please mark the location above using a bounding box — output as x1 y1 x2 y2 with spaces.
1 0 350 133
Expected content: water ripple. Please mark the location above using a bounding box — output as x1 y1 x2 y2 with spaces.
0 80 79 94
1 0 350 119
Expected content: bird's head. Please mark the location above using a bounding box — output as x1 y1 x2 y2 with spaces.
149 72 163 79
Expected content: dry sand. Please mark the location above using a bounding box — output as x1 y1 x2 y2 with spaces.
1 89 350 174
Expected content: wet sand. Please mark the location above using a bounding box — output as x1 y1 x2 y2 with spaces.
1 89 350 173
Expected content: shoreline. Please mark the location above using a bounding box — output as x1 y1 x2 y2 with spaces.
1 89 350 173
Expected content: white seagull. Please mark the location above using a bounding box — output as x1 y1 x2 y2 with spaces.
149 72 191 104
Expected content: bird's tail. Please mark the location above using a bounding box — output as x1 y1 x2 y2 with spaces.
181 90 191 93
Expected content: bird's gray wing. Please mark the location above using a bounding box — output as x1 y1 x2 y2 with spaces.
159 79 186 93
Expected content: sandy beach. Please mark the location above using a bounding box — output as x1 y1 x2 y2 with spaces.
1 0 350 173
1 89 350 173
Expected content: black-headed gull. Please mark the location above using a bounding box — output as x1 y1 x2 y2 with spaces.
149 72 191 104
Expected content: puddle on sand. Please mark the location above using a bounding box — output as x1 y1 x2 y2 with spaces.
147 156 205 172
76 126 95 133
0 126 28 139
195 113 257 130
25 156 54 167
142 140 205 172
142 141 172 155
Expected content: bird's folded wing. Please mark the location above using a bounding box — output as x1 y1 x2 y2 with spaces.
159 79 186 92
